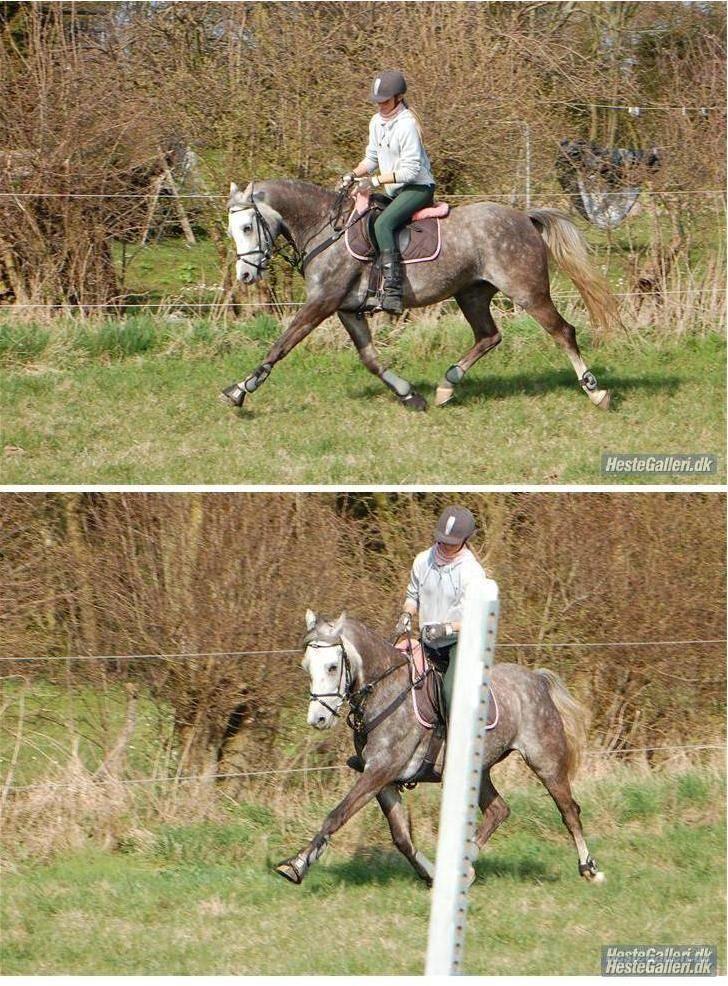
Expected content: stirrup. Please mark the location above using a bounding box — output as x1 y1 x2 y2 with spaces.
357 293 382 315
380 293 403 315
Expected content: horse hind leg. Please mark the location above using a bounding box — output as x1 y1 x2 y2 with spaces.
521 745 605 884
338 311 427 411
464 770 511 886
436 283 502 407
476 771 511 850
525 296 610 409
377 784 435 885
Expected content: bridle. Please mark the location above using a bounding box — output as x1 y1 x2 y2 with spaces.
305 638 353 719
229 189 279 275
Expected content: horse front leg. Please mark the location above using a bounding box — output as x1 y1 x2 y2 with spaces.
221 297 339 407
275 764 393 884
338 311 427 411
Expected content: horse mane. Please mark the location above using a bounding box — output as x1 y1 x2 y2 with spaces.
255 179 337 214
341 614 399 671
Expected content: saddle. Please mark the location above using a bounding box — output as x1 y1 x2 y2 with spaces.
395 637 499 733
345 191 449 265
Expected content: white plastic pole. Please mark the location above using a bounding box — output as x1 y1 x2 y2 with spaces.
424 578 499 976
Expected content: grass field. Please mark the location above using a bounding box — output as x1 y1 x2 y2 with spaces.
1 766 724 975
1 314 724 484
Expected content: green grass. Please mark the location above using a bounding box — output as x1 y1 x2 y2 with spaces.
0 315 724 483
1 768 724 975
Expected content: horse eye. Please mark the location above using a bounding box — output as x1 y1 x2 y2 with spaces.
326 664 338 674
243 224 253 234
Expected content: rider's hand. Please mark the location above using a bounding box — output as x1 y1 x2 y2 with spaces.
422 623 454 645
356 176 380 192
339 172 356 190
393 612 412 639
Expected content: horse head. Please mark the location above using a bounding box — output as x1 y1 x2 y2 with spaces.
300 608 363 730
227 181 283 284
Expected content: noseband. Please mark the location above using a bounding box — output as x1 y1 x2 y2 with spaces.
306 638 352 719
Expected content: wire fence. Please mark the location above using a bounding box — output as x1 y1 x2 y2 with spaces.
2 635 723 795
1 188 725 200
3 286 726 312
4 744 724 794
2 637 725 664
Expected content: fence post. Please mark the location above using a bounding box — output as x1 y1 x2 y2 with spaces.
424 577 499 976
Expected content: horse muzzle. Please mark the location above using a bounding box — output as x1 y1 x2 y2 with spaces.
236 260 263 284
307 701 338 729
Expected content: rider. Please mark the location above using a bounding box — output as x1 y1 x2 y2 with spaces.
340 70 436 315
394 505 489 722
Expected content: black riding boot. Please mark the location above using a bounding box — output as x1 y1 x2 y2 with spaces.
380 249 404 315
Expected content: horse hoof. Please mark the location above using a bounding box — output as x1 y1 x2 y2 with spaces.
434 385 455 407
402 392 427 412
275 858 304 884
221 382 246 408
587 870 606 885
590 388 611 411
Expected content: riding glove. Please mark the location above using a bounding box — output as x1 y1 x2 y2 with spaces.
422 623 454 645
393 612 412 638
356 176 380 192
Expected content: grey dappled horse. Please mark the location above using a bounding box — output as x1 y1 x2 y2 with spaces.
275 610 605 888
224 179 619 411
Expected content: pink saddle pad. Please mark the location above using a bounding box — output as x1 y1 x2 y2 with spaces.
411 202 450 220
352 190 449 220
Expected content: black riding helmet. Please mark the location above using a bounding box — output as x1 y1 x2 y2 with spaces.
435 505 476 545
370 69 407 102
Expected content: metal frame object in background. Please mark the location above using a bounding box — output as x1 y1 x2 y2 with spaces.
425 578 500 976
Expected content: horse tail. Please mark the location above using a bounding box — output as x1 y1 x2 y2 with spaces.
528 208 621 333
536 668 590 778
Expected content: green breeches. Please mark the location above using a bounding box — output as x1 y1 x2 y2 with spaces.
373 184 435 253
442 649 456 721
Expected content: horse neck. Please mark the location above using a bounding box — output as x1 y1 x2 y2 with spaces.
258 180 336 248
343 618 401 687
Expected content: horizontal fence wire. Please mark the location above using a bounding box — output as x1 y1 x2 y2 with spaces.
0 189 725 200
1 638 725 664
4 744 725 794
3 287 726 311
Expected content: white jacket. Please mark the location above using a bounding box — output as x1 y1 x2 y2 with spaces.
405 547 490 628
363 107 435 196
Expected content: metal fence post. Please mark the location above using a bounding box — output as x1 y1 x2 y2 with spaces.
425 578 499 976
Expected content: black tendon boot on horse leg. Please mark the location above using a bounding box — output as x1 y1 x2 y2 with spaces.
380 249 404 315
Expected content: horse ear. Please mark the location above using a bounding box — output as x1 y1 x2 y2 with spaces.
230 181 238 195
333 610 347 633
305 609 316 631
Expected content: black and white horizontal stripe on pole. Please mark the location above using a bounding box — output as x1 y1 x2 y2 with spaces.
425 578 499 976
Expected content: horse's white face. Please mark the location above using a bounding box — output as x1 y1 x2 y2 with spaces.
227 181 278 284
302 640 346 729
301 608 354 730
